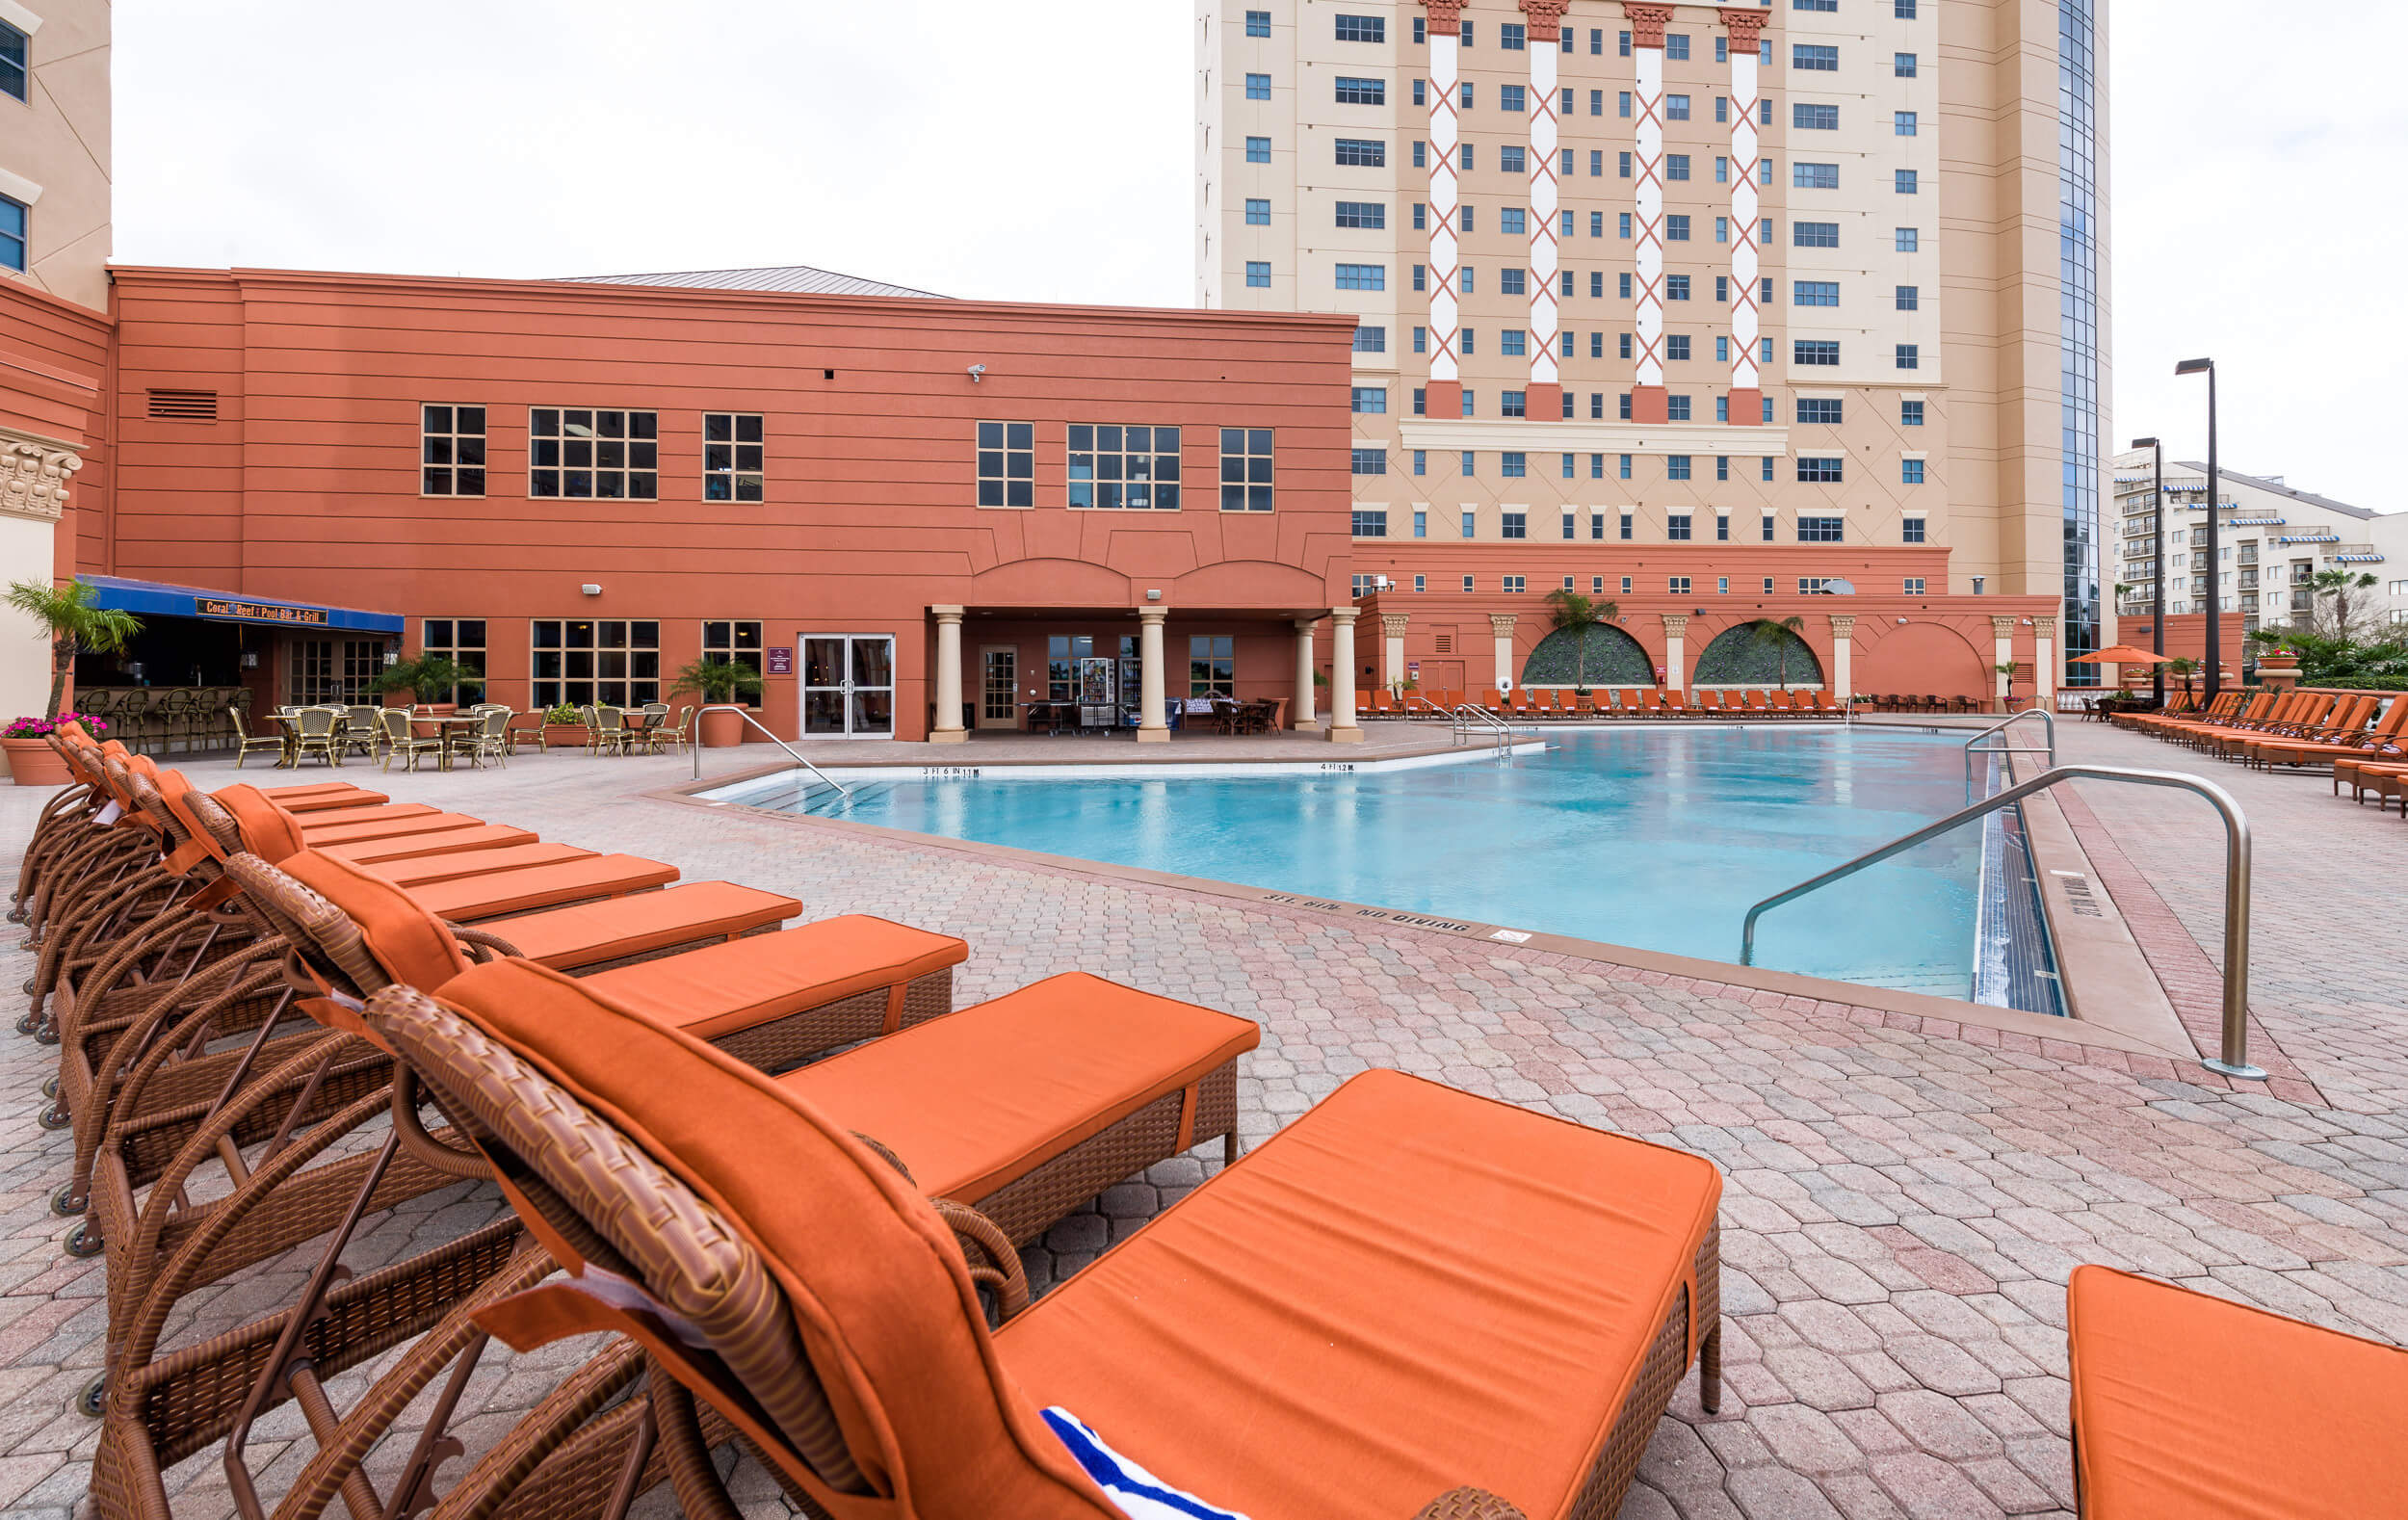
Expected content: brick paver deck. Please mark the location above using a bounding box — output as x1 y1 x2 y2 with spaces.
2 720 2403 1518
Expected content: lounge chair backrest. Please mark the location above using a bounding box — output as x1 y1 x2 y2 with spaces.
163 779 247 865
362 968 1117 1516
275 849 475 993
212 783 310 864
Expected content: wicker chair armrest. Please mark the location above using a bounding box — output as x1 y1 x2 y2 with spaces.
1414 1489 1531 1520
447 924 526 963
931 1195 1031 1323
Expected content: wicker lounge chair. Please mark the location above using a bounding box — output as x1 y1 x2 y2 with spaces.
2066 1264 2408 1517
337 969 1717 1520
2240 694 2395 768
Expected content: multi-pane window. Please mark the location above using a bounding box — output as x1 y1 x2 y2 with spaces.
1355 326 1386 353
1500 84 1526 113
1219 429 1275 511
1246 72 1271 99
1896 0 1918 14
1245 198 1271 225
1794 222 1840 248
1352 507 1389 536
1501 21 1526 48
1069 425 1181 509
1350 447 1387 476
1665 94 1690 120
1896 344 1921 370
529 408 658 499
1334 138 1385 167
1665 32 1689 59
1902 459 1926 484
1896 170 1919 195
1798 517 1845 541
1245 10 1270 37
1351 385 1387 413
1794 280 1840 306
1335 263 1386 290
533 619 662 710
1666 214 1690 242
702 620 765 707
1335 13 1383 40
1335 200 1385 228
1502 511 1528 539
1896 284 1921 310
1793 103 1839 130
1668 577 1691 595
1896 227 1920 251
1047 635 1091 701
1896 111 1919 136
419 619 487 704
0 194 21 273
289 640 388 707
1666 274 1690 301
1797 458 1845 484
1793 340 1841 366
1667 512 1693 540
1246 261 1271 287
1190 636 1236 697
1335 76 1385 105
1246 137 1271 163
420 406 487 496
702 413 765 502
1793 163 1840 190
1796 398 1844 424
1501 453 1528 479
1665 334 1690 361
1901 400 1925 426
1895 52 1918 77
0 21 21 102
977 421 1034 507
1903 517 1927 543
1903 577 1926 595
1793 44 1838 69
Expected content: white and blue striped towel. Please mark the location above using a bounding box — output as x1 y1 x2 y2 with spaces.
1041 1407 1252 1520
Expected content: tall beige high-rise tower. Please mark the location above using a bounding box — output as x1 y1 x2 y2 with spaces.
1197 0 2105 678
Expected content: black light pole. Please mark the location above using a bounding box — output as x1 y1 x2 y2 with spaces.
2176 358 2219 701
2132 435 2164 706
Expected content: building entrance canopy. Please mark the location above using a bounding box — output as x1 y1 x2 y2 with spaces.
77 575 405 634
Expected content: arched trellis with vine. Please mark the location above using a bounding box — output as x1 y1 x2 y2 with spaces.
1691 621 1826 686
1519 622 1659 687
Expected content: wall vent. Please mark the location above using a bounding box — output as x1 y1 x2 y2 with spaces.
147 389 220 421
1434 633 1454 654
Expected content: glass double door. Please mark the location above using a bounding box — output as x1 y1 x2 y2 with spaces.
801 634 895 737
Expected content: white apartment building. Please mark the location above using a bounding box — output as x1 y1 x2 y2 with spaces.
2110 453 2401 638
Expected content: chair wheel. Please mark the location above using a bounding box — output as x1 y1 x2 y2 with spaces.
37 1103 69 1131
34 1026 57 1046
51 1185 83 1216
75 1374 105 1418
40 1076 56 1099
19 978 36 997
63 1219 102 1258
14 1013 39 1036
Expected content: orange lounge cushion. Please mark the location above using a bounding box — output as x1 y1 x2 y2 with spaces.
367 842 596 888
212 783 311 863
779 972 1256 1203
290 799 442 824
274 791 416 816
260 782 384 803
315 825 541 865
495 881 802 969
300 811 489 847
995 1068 1721 1520
280 849 474 992
406 855 681 922
2068 1265 2408 1517
584 914 967 1042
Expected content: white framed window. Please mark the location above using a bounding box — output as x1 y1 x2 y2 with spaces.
1069 425 1182 509
529 407 658 500
533 618 662 709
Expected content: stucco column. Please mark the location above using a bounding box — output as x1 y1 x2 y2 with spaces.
0 433 79 726
1522 0 1568 421
1992 616 2017 707
1624 1 1674 424
1137 607 1170 743
1827 615 1855 699
1293 618 1320 729
1422 0 1465 419
1719 7 1766 422
1382 614 1410 691
1490 614 1517 691
1328 608 1363 743
1662 614 1688 692
2033 616 2057 707
928 607 968 743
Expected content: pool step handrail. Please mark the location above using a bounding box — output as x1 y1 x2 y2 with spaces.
1739 764 2262 1082
1449 702 1513 754
1962 707 2056 800
689 705 853 799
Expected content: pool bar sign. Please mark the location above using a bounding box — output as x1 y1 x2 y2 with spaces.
195 595 328 626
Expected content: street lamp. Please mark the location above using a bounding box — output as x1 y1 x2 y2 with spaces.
2131 435 2163 707
2175 357 2219 701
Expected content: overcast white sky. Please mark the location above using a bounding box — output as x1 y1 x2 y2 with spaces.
116 1 2397 511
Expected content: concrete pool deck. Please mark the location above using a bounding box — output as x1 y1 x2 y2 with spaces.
0 719 2400 1517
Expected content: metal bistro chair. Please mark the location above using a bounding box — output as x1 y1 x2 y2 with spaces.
288 705 341 768
464 705 511 768
338 704 382 761
577 703 606 755
503 708 547 755
227 705 284 769
591 705 632 756
643 703 694 755
378 706 444 772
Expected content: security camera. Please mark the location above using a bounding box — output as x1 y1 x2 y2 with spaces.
967 364 986 382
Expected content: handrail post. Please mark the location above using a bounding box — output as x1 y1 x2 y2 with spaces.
1741 764 2261 1081
688 705 852 799
1963 707 2057 800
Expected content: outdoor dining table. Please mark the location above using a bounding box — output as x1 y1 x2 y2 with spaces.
408 712 490 771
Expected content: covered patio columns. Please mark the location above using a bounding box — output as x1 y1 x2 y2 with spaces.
1662 614 1688 692
1137 607 1170 742
1828 615 1854 697
1328 608 1363 743
1383 614 1410 692
2035 616 2057 706
1490 614 1516 692
1294 617 1320 730
929 605 967 744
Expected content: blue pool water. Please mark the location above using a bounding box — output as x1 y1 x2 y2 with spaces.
710 729 1992 996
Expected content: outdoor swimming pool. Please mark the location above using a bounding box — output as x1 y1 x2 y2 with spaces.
707 729 2026 1000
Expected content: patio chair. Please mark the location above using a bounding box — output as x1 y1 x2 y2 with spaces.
346 970 1716 1520
2066 1264 2408 1517
504 707 547 754
459 704 511 768
593 704 633 755
334 704 380 760
642 703 694 754
286 704 340 768
377 706 445 771
227 705 285 768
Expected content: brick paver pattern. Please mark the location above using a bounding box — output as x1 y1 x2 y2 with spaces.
1 720 2402 1519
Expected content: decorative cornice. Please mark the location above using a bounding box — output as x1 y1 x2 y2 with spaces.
1662 614 1689 636
1331 607 1360 624
2032 616 2058 638
1520 0 1571 42
1718 6 1767 48
1383 615 1413 638
1488 614 1518 636
1421 0 1464 37
1622 2 1674 48
0 432 81 525
1828 615 1857 639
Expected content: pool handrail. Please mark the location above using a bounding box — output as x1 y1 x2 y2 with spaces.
1739 763 2263 1081
689 705 852 799
1963 707 2055 800
1450 702 1513 754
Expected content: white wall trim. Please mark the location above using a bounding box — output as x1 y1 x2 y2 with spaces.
0 166 42 206
0 0 43 36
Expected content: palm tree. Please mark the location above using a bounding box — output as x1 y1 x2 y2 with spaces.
1750 616 1808 688
4 578 142 721
2164 656 2201 699
1543 588 1619 692
2309 568 2379 642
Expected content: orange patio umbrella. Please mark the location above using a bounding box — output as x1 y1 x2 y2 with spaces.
2068 644 2173 664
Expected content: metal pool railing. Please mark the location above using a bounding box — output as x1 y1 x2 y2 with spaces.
1740 764 2264 1081
1963 707 2055 801
1450 703 1515 754
689 706 851 799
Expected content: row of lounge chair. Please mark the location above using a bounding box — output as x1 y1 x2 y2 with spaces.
1369 687 1847 720
15 723 2401 1518
2114 687 2408 814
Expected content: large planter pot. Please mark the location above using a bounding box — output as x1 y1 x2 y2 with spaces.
3 737 70 786
697 708 746 748
542 724 589 749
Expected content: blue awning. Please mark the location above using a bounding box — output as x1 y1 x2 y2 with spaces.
77 576 405 635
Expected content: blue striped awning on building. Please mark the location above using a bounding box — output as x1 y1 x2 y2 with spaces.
77 576 405 635
2335 553 2387 563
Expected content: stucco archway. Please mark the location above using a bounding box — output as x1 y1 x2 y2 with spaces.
1855 620 1990 699
1692 621 1826 687
1521 622 1658 686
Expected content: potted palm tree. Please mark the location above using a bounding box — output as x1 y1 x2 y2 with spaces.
1995 661 2019 711
1543 588 1619 694
676 658 766 747
372 653 483 711
3 578 142 786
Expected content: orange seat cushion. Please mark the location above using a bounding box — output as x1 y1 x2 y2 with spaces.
314 825 541 865
280 849 473 992
261 783 387 805
368 842 596 888
584 915 967 1042
995 1068 1721 1520
288 799 441 823
779 972 1256 1203
494 881 801 969
406 854 681 922
212 784 310 863
300 811 488 847
2068 1265 2408 1517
